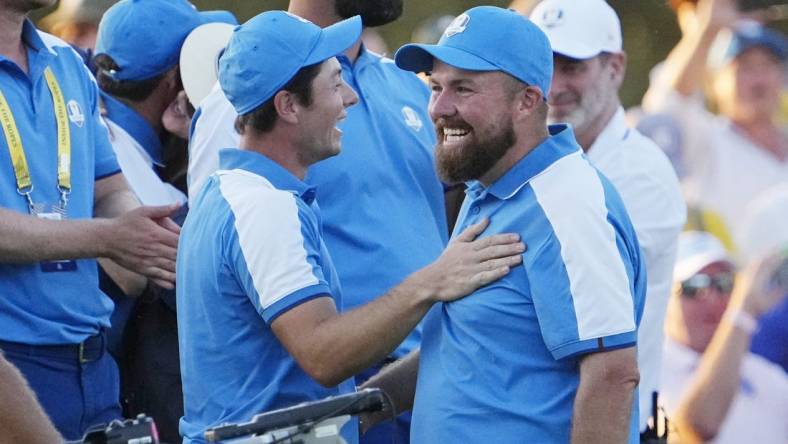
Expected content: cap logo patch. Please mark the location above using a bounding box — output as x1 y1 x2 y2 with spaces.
443 14 470 38
540 8 564 28
401 106 423 131
67 100 85 128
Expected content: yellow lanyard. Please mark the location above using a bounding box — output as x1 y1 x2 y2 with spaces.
0 66 71 211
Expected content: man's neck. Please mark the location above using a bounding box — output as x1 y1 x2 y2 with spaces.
0 7 30 73
576 99 620 152
478 124 550 187
121 96 165 134
239 130 308 180
287 0 362 63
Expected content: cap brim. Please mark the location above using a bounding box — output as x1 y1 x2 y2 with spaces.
304 15 362 66
394 43 498 74
199 10 238 26
674 253 733 283
180 22 235 108
543 30 602 60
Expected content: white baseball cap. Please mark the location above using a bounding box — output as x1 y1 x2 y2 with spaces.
530 0 622 60
180 22 235 108
674 231 733 283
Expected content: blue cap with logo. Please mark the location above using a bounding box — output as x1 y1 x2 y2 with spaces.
95 0 237 81
725 22 788 64
219 11 362 116
395 6 553 98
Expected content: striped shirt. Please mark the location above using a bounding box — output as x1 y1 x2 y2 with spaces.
177 148 356 444
411 124 645 444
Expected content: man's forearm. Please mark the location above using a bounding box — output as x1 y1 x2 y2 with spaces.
0 207 110 263
361 350 420 414
571 347 639 444
0 354 63 444
94 188 147 295
275 274 435 387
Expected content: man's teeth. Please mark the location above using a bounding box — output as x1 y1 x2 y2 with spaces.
443 128 469 143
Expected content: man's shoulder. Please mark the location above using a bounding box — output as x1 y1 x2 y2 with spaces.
360 51 429 94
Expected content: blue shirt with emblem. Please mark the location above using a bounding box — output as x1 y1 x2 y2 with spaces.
0 21 120 345
177 149 357 444
305 48 447 358
411 126 646 444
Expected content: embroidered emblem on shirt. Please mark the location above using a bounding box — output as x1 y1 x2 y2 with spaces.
443 14 470 38
67 100 85 128
401 106 423 131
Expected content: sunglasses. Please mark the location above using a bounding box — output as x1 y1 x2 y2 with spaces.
680 272 735 298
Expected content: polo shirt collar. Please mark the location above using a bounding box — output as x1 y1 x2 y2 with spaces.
337 43 375 71
586 107 630 163
101 91 164 166
470 124 581 201
219 148 316 204
22 20 55 56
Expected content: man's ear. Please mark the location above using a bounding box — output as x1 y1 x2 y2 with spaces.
514 85 544 121
607 52 627 88
273 90 299 125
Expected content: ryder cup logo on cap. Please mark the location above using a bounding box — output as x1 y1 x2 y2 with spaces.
219 11 362 116
394 6 553 99
95 0 237 81
531 0 622 60
443 13 469 38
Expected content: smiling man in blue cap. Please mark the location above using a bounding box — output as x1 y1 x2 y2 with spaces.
175 10 525 444
363 6 646 443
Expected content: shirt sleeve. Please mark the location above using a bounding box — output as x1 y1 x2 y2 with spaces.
525 160 640 360
221 179 332 324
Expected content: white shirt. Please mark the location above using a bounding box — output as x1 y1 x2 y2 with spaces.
105 119 186 206
187 82 238 202
660 338 788 444
642 86 788 249
587 108 687 430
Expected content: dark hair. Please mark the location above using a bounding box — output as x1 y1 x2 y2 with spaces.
94 54 168 101
234 62 323 135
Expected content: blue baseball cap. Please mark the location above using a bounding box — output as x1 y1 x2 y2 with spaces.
395 6 553 98
724 23 788 64
219 11 362 116
95 0 237 81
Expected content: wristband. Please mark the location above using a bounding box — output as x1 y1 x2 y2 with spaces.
724 309 758 335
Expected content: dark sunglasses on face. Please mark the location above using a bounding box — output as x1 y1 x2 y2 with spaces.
681 272 735 298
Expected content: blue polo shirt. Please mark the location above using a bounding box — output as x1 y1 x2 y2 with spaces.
411 125 646 444
305 48 447 358
177 149 357 444
0 21 120 345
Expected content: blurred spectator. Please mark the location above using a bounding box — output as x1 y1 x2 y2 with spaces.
661 231 788 444
739 183 788 371
642 0 788 251
39 0 116 50
531 0 686 434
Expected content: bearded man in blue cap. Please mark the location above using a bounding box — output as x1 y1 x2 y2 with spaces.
176 10 526 444
363 6 646 443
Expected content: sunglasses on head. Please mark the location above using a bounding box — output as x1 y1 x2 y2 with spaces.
680 272 735 298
